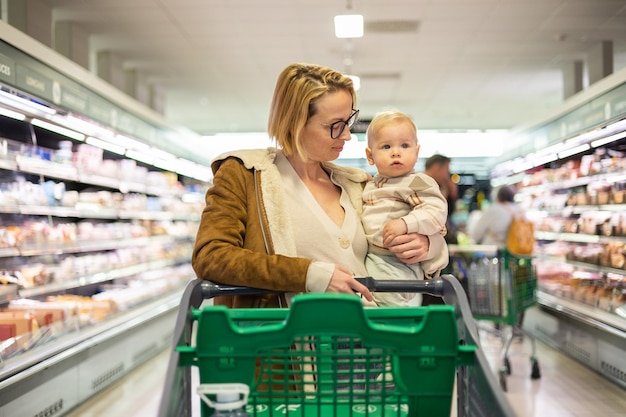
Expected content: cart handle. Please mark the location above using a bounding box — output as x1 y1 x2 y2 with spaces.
200 276 445 299
355 276 444 295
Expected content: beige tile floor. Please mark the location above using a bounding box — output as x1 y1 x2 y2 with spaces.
65 327 626 417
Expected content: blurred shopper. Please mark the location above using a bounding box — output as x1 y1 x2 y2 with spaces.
470 185 518 246
422 153 459 305
424 154 459 243
424 154 458 201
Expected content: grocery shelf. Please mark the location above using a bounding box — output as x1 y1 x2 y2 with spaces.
537 290 626 335
535 255 626 276
516 172 626 195
8 154 187 198
0 202 198 221
526 291 626 389
18 257 188 297
0 287 184 416
5 235 191 258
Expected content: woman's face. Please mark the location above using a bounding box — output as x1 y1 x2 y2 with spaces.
300 89 354 163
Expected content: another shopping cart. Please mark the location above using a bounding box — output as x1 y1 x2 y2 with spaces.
157 275 516 417
447 244 541 391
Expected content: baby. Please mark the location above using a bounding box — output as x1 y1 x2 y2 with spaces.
362 110 449 306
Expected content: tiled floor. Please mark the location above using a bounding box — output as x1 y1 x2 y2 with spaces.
65 324 626 417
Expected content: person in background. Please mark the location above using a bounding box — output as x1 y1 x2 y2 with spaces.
422 153 458 305
362 110 449 306
192 63 447 308
424 153 459 244
424 154 458 201
470 185 518 246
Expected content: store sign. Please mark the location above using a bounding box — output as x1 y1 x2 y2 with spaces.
0 52 15 84
15 64 55 102
87 94 116 127
0 39 160 146
60 82 89 113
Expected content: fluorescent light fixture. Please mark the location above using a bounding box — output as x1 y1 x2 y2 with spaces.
564 129 597 146
346 74 360 91
125 149 154 165
85 136 126 155
558 143 590 159
173 159 213 181
513 160 534 174
145 147 176 161
533 153 558 167
152 158 179 172
0 106 26 121
53 115 115 139
334 14 364 38
591 131 626 148
0 89 56 116
31 118 85 141
112 134 150 151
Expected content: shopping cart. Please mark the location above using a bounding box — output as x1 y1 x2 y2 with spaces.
447 244 541 391
157 275 516 417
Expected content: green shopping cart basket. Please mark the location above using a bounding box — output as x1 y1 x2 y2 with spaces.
157 275 517 417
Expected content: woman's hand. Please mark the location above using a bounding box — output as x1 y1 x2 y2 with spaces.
326 265 374 302
386 233 430 264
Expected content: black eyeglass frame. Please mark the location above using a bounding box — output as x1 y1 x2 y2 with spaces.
322 109 360 139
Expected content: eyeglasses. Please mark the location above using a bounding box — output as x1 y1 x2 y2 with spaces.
322 109 360 139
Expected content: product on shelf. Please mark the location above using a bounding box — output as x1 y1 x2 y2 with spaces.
0 310 39 341
45 295 117 323
4 299 75 327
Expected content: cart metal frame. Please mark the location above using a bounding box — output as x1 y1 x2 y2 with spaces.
157 275 516 417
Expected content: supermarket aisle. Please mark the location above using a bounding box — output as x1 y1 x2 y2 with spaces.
477 326 626 416
65 329 626 417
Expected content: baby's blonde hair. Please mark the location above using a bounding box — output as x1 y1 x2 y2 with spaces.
366 110 417 147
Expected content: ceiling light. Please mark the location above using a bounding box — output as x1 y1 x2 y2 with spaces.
334 14 363 38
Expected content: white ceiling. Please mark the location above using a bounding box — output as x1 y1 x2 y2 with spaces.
40 0 626 137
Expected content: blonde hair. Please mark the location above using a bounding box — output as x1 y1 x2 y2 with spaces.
268 63 357 159
366 110 417 147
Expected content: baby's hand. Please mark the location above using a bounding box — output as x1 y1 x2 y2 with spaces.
382 218 408 246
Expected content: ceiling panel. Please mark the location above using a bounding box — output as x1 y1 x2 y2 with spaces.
37 0 626 136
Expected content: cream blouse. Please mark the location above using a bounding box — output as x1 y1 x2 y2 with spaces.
275 152 369 294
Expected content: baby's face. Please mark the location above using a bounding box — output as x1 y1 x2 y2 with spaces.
367 121 419 177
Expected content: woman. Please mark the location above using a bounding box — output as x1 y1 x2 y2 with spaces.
192 63 446 308
470 185 518 245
